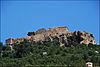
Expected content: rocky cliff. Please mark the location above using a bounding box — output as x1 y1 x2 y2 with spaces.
6 26 96 47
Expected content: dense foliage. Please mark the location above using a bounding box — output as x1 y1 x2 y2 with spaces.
27 32 35 36
0 41 100 67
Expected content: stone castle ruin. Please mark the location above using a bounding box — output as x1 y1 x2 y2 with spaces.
6 26 96 47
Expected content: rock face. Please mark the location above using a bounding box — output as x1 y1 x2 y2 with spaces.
5 26 96 46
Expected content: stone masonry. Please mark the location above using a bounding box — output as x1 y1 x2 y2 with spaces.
5 26 96 46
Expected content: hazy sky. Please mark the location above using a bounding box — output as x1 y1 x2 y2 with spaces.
1 1 99 44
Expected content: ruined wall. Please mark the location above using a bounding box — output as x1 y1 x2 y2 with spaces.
48 26 68 35
6 38 25 45
36 28 46 34
5 26 96 45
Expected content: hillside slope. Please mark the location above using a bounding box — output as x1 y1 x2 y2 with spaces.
0 26 99 67
0 41 100 67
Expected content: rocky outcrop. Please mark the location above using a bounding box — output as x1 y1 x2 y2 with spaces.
5 26 96 46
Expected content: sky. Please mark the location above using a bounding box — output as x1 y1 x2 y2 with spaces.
0 1 99 44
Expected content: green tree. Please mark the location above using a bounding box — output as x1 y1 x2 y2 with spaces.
27 32 35 36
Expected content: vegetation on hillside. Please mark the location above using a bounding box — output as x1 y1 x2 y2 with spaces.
0 41 100 67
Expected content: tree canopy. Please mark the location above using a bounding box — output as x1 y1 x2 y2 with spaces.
0 41 100 67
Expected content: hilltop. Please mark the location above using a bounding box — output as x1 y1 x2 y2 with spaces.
6 26 96 47
0 26 100 67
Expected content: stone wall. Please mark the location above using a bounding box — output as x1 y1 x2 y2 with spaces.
6 38 25 45
5 26 96 45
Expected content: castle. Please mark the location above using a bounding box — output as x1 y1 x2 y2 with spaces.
6 26 96 47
